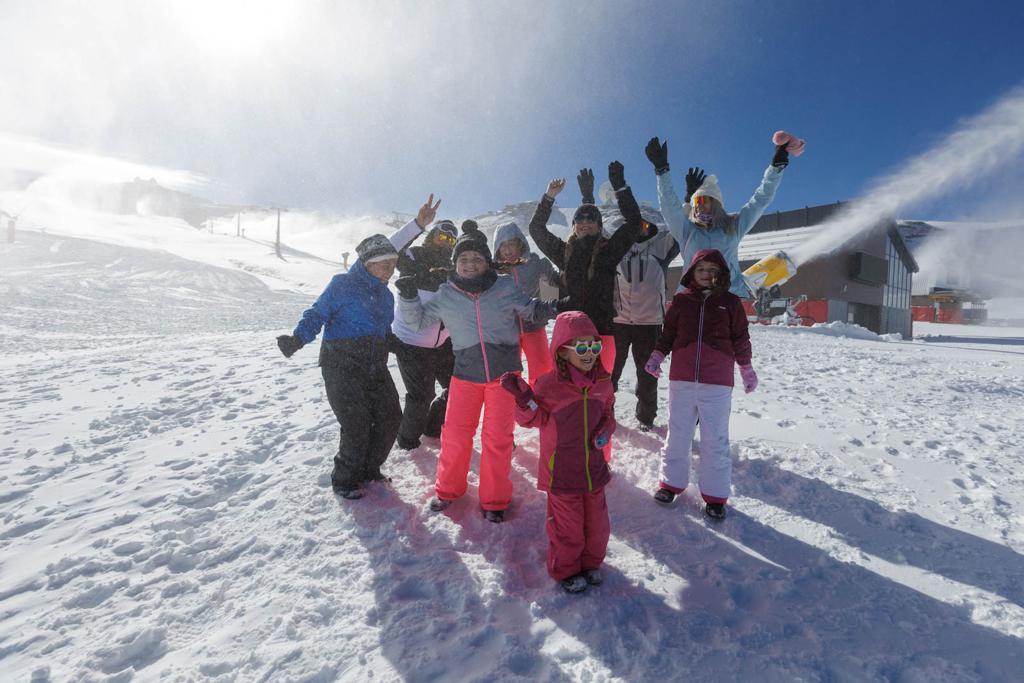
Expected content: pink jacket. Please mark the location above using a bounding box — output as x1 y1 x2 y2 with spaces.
516 312 616 494
656 249 752 387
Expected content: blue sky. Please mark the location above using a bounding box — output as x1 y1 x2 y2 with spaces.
2 0 1023 221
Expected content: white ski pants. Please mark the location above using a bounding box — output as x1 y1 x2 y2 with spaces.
660 380 733 502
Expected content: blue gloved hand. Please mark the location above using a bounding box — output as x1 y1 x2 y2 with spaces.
593 433 609 449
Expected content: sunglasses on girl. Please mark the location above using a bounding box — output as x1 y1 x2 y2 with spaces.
435 232 457 245
691 195 713 208
563 340 603 356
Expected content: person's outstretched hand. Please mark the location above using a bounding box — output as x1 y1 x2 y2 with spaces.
644 350 666 378
645 137 670 175
739 364 759 393
771 144 789 169
395 276 419 299
608 161 626 191
577 168 595 204
277 334 303 358
684 167 707 202
545 178 566 200
499 372 538 411
416 194 442 229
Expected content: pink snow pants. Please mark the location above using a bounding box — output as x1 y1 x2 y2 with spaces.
660 380 733 504
436 375 515 511
520 328 553 386
546 488 610 581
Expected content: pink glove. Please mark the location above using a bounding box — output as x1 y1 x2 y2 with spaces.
499 371 537 411
644 351 666 379
772 130 806 156
739 364 758 393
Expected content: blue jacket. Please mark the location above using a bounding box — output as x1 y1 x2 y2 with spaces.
657 165 784 297
293 260 395 345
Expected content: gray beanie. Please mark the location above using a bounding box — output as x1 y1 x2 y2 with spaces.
355 234 398 264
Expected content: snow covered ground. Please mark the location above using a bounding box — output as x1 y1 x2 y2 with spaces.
3 226 1024 681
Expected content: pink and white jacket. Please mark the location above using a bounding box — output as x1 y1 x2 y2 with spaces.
516 311 616 494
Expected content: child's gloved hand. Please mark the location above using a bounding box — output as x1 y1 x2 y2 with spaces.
593 432 609 449
644 350 666 378
276 335 303 358
499 372 537 411
739 364 758 393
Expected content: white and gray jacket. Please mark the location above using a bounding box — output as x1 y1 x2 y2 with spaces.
398 274 556 384
613 229 679 326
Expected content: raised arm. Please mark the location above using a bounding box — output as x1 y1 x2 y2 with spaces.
600 162 644 265
527 178 568 269
735 165 784 238
647 136 696 249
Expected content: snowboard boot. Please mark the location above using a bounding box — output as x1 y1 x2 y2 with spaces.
429 497 452 512
653 488 676 504
560 574 588 594
582 569 604 586
704 502 727 520
483 509 505 524
637 421 653 432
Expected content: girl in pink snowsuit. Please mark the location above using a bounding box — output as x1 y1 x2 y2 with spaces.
500 311 616 593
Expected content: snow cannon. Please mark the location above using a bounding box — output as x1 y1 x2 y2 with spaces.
743 250 797 293
743 250 798 319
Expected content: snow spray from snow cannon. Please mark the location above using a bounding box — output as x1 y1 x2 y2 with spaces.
743 251 798 319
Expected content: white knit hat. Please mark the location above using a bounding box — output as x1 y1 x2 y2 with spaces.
691 174 725 208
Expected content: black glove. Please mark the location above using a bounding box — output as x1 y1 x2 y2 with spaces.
461 219 481 236
277 334 303 358
576 168 595 205
684 167 707 203
608 161 626 192
395 276 419 299
645 137 670 175
772 144 789 169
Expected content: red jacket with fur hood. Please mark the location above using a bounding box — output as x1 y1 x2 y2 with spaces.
655 248 752 387
515 311 615 494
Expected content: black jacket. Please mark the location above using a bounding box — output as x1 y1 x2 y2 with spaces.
528 187 644 335
397 244 452 293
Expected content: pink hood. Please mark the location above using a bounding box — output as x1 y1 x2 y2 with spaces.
680 248 731 291
549 311 600 364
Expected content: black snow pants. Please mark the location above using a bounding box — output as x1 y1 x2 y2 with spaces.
319 337 402 491
393 338 454 443
611 322 662 426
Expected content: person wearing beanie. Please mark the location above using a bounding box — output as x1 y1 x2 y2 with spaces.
644 133 801 297
389 217 459 450
610 214 679 431
396 234 560 523
275 194 440 500
643 249 757 520
493 221 560 385
499 310 616 593
460 219 486 244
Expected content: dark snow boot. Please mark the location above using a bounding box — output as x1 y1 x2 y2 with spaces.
637 421 653 432
704 502 727 520
582 569 604 586
483 509 505 524
560 574 587 594
334 487 364 500
653 488 676 504
396 435 421 451
429 497 451 512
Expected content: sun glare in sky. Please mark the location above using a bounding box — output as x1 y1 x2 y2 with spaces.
168 0 297 60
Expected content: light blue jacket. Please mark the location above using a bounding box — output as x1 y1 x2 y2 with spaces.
657 165 784 297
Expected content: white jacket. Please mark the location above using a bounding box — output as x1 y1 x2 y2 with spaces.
613 229 679 325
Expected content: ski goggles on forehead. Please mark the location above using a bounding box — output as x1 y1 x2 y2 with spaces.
691 195 713 208
435 232 456 245
563 340 603 356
